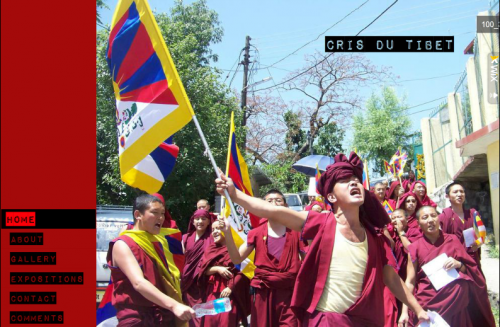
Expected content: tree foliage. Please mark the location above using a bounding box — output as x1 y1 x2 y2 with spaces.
313 122 345 157
260 160 309 195
96 0 241 232
353 86 413 176
280 52 390 162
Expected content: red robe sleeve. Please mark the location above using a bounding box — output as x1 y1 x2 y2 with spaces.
301 211 327 240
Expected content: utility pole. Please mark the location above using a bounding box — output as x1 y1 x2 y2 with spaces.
241 35 251 149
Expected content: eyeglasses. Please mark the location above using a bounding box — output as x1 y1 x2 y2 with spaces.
266 198 284 204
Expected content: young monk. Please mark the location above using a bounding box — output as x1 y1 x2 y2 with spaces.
197 221 251 327
216 152 429 327
399 206 495 327
221 189 304 327
107 194 194 326
402 170 416 192
396 192 422 230
439 182 483 270
409 181 437 208
386 181 405 212
386 209 423 324
181 209 213 327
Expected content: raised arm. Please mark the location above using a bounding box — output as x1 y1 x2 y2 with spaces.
216 171 307 231
220 216 254 265
112 240 195 321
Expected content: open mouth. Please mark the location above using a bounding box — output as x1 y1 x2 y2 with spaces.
155 222 161 228
350 188 362 196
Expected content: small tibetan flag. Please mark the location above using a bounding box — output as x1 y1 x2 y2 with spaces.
383 200 394 215
473 211 486 245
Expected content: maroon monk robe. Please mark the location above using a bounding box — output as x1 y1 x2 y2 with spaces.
294 210 396 327
402 177 415 193
396 192 422 231
409 181 437 208
439 207 482 271
387 224 423 322
197 243 251 327
386 181 402 211
408 232 494 327
107 235 176 326
247 222 304 327
181 211 213 327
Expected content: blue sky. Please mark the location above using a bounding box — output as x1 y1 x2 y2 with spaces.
98 0 493 150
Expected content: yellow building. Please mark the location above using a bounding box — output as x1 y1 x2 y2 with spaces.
421 8 499 247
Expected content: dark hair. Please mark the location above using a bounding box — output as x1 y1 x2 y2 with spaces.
263 189 286 204
392 208 406 216
133 194 163 224
445 182 463 195
416 205 437 220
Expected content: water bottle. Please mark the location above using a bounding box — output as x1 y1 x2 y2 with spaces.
192 297 232 318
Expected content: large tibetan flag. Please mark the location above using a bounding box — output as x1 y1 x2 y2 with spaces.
223 112 257 279
473 211 487 245
107 0 194 193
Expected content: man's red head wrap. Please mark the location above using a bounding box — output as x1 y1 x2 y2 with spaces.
317 152 363 199
317 151 389 230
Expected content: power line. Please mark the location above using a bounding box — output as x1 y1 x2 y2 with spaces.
223 49 244 83
340 96 446 129
356 0 398 36
253 1 398 93
398 72 462 83
264 0 370 69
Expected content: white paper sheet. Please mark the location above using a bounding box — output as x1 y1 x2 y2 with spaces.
419 310 450 327
421 253 459 291
463 227 476 247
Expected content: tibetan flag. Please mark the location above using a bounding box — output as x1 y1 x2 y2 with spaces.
223 112 257 279
107 0 194 193
315 164 321 194
123 136 179 194
362 160 370 190
384 160 395 177
389 148 408 177
161 227 185 272
315 164 325 202
383 200 394 215
96 279 117 326
473 211 487 245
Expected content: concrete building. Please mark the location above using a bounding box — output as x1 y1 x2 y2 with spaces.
421 6 499 247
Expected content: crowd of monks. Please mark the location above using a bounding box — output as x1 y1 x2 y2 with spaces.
106 152 496 327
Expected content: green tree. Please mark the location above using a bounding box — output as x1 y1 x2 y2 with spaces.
353 87 413 176
96 0 108 25
260 160 308 194
96 0 241 232
284 110 306 154
313 122 344 157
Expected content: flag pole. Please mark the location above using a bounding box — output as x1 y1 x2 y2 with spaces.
191 114 243 227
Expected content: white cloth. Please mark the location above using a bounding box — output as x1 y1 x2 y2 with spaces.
316 227 368 313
